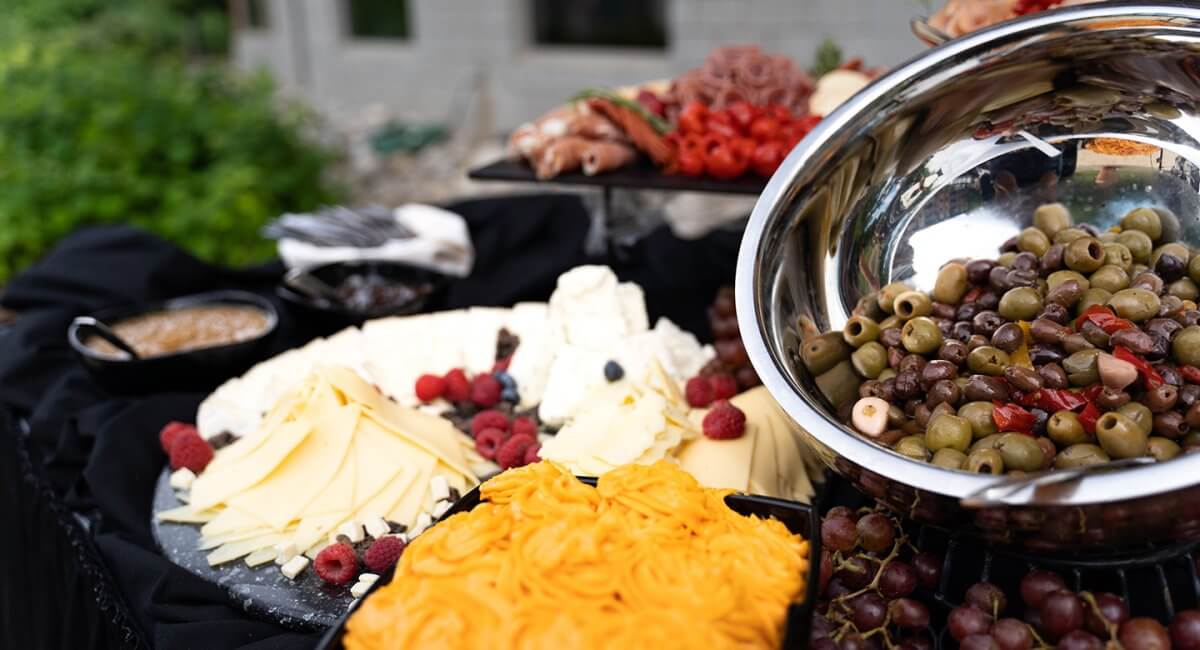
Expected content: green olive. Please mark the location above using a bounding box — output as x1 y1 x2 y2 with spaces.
1116 402 1154 436
1184 432 1200 449
895 435 931 461
1151 242 1190 268
966 448 1005 474
1033 203 1072 237
879 314 903 331
1054 227 1090 245
1088 265 1130 293
1095 411 1149 459
1108 288 1161 322
1147 437 1182 462
996 432 1046 472
997 252 1018 267
998 287 1043 321
1054 443 1111 469
1121 207 1163 241
801 332 852 375
877 282 910 314
969 434 1003 454
1102 243 1134 271
1017 227 1051 257
901 316 943 355
851 341 888 379
1131 263 1150 276
1169 278 1200 301
932 262 969 305
1077 288 1113 315
1117 229 1154 263
1173 326 1200 367
1047 270 1090 292
893 290 933 319
1098 232 1119 243
932 447 967 470
1063 349 1101 386
926 414 973 453
1189 255 1200 284
843 316 881 348
1047 410 1089 446
958 402 998 439
878 368 898 381
967 345 1011 376
816 361 861 410
1064 237 1106 273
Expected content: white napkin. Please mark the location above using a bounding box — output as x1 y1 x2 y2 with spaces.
278 204 474 277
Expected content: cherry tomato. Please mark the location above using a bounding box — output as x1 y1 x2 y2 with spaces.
749 116 782 142
751 141 788 177
678 101 709 135
731 137 757 161
727 101 758 132
704 141 749 179
705 112 738 139
675 149 706 176
767 104 793 121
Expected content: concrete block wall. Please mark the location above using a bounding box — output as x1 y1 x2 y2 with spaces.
232 0 925 131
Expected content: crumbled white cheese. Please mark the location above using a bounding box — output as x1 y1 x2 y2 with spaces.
280 555 309 580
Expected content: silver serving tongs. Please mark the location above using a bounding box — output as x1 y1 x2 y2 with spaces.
71 316 141 359
283 267 342 303
960 456 1156 508
910 17 951 46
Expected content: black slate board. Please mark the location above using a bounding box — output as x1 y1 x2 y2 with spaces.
468 158 768 196
150 469 353 631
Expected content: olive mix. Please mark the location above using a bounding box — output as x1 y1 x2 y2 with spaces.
803 203 1200 475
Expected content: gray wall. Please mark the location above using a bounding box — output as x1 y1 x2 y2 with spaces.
233 0 924 130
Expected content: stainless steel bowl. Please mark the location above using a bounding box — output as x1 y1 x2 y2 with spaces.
737 2 1200 551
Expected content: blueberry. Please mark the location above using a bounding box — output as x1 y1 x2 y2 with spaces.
493 371 516 389
501 388 519 403
604 360 624 382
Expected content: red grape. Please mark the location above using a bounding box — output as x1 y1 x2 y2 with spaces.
856 513 896 553
821 516 858 552
1057 630 1103 650
811 638 838 650
1120 618 1171 650
839 633 881 650
826 506 859 523
711 316 739 339
949 606 993 641
990 618 1033 650
889 598 931 629
852 593 887 630
810 614 834 641
1040 591 1085 640
715 339 748 365
959 634 1000 650
836 556 876 590
895 634 934 650
1084 592 1129 636
713 289 735 317
878 561 917 599
912 552 942 589
1170 609 1200 650
819 549 833 595
1020 570 1067 608
826 578 851 599
966 582 1008 617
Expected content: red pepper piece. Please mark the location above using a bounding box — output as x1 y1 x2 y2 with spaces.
1112 346 1164 390
1181 365 1200 385
992 401 1037 433
962 286 984 305
1078 401 1101 434
1074 305 1136 335
1034 388 1088 412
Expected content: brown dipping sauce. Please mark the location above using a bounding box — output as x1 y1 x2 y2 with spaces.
86 304 270 359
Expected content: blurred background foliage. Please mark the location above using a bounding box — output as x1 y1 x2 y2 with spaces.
0 0 343 282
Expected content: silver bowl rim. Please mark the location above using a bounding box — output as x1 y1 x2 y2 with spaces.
736 2 1200 506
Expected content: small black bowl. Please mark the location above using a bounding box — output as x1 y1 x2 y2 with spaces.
276 261 446 327
67 290 279 395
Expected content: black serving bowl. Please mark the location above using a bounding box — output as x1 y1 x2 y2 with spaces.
67 290 278 395
276 261 446 327
316 477 821 650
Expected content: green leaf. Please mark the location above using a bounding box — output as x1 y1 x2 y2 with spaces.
811 38 843 78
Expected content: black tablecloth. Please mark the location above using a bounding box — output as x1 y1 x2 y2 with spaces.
0 194 742 649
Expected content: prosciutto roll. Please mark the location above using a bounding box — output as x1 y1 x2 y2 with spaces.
581 141 637 176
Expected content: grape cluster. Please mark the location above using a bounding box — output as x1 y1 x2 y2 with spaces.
703 286 761 391
813 507 941 649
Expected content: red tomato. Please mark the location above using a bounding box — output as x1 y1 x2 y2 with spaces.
704 141 749 179
749 116 781 142
731 137 757 161
767 104 793 121
727 101 758 132
675 149 706 176
750 141 787 177
678 101 709 135
705 112 738 139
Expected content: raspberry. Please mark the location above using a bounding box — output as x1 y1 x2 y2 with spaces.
522 442 541 466
702 400 747 440
708 373 738 400
685 376 714 408
496 433 536 470
470 374 502 408
169 430 213 473
471 410 510 437
511 416 537 438
414 374 446 402
159 421 194 454
443 368 470 402
314 542 359 586
363 536 405 573
474 427 506 460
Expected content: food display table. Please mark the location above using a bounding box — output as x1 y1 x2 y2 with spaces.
0 194 743 649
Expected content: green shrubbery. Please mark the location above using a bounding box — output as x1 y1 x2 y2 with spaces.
0 0 342 281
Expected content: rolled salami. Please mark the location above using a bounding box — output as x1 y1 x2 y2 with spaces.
581 141 637 176
535 136 590 179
